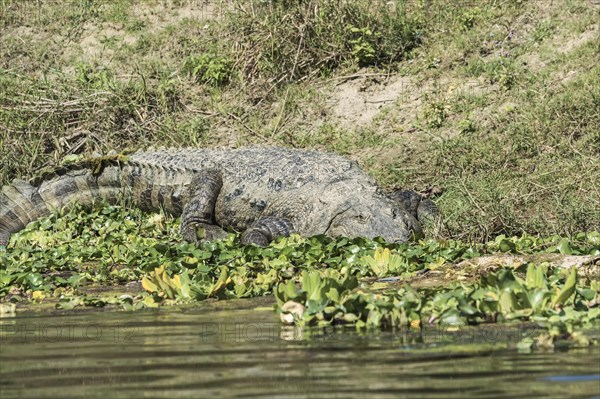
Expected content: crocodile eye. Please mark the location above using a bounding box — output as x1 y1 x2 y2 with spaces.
392 208 400 219
356 214 368 223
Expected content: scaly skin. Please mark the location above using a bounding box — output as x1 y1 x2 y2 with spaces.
0 146 436 248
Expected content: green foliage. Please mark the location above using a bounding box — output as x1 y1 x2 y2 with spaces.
141 264 192 300
361 247 409 277
466 57 524 90
457 7 482 31
532 20 555 43
183 54 232 86
76 62 115 89
348 26 380 66
457 117 477 134
420 99 448 128
484 58 521 90
276 259 598 346
0 204 598 347
225 0 421 83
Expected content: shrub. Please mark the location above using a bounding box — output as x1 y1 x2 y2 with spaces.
183 54 233 86
224 0 422 84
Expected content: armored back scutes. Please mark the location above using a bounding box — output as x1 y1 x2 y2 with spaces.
1 146 434 248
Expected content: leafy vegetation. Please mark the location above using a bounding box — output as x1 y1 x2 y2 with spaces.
183 53 232 86
1 204 598 348
223 0 421 83
0 0 599 354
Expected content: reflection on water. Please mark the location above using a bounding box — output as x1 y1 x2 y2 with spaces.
1 298 599 399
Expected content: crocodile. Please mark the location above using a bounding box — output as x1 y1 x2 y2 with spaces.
0 146 436 249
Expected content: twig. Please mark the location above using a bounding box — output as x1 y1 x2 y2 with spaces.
331 72 394 86
271 88 290 138
227 112 267 141
290 23 306 82
253 74 289 109
459 175 486 215
365 99 396 104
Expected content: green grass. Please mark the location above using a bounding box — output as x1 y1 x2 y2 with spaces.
1 0 599 241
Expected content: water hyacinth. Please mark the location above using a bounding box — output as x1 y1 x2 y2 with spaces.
0 203 598 348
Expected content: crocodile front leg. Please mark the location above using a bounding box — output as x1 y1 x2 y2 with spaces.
180 171 227 243
241 216 295 247
389 189 438 222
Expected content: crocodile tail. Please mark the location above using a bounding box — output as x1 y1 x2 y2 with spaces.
0 166 124 248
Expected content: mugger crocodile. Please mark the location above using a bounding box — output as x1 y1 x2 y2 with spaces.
0 146 437 249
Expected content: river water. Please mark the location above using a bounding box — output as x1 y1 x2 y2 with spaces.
1 298 599 399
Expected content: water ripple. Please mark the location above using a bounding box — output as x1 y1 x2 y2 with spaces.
1 304 599 399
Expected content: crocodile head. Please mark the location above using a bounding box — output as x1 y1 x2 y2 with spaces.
324 196 423 243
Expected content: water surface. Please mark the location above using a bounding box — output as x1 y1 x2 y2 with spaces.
1 298 599 398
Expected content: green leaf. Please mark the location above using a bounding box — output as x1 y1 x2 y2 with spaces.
302 272 325 302
276 279 299 303
552 267 577 306
556 239 572 255
177 271 192 299
499 291 515 312
26 273 44 289
0 273 13 288
306 299 327 314
498 239 516 253
439 309 465 325
458 302 478 316
142 277 158 292
576 288 596 300
326 287 340 303
343 313 359 322
527 289 550 310
525 264 547 289
208 267 231 297
56 299 77 310
516 337 534 352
